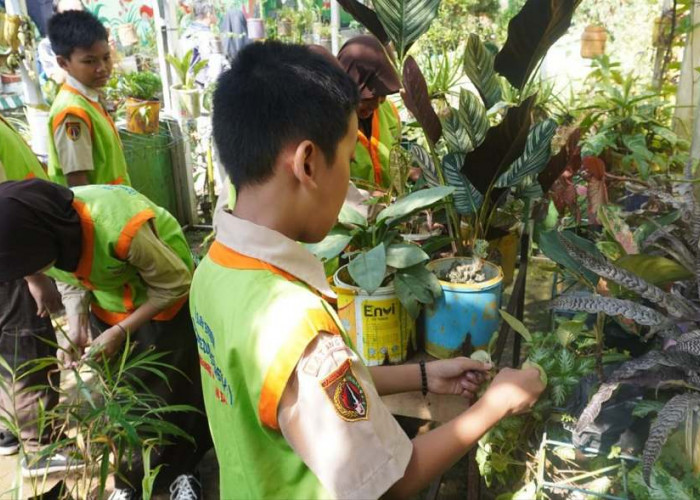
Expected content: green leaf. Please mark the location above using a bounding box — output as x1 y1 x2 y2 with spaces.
386 243 429 268
457 88 489 152
410 143 440 187
499 309 531 342
596 241 624 262
376 186 454 224
536 230 603 286
441 108 470 154
495 119 557 188
463 34 501 108
394 264 443 318
305 230 353 262
371 0 441 60
348 243 387 294
443 153 483 215
632 400 664 418
338 204 368 226
554 320 584 347
494 0 582 89
634 211 681 248
614 255 694 287
622 134 654 180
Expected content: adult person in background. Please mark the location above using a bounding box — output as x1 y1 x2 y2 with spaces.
338 35 403 190
220 5 249 64
0 179 212 499
180 0 227 86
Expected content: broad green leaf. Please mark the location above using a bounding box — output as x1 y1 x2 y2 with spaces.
394 264 443 318
442 153 483 215
348 243 387 294
495 119 557 188
499 309 531 342
614 254 693 287
622 134 654 180
338 204 368 226
536 230 603 286
463 34 501 108
555 320 584 347
376 186 454 224
410 143 440 187
633 211 681 248
386 243 429 268
371 0 441 60
457 88 489 152
441 108 470 154
304 229 352 262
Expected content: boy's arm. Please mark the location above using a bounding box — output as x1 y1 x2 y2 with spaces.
53 116 94 186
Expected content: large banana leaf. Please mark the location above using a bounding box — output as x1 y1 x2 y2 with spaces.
463 34 501 109
495 118 557 188
494 0 582 89
410 143 440 186
402 56 443 144
461 96 535 194
371 0 441 60
441 108 470 154
336 0 390 46
443 153 483 215
458 88 489 153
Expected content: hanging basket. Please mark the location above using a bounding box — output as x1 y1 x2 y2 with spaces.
581 25 607 59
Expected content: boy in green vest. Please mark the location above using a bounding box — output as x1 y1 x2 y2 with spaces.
191 41 545 499
47 10 130 187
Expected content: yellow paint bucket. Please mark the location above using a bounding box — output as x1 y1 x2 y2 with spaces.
333 266 415 366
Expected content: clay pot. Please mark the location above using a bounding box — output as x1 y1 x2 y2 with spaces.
581 25 607 59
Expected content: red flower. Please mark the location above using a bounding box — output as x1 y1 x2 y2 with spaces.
140 5 153 17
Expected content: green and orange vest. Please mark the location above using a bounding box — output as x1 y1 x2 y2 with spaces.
190 241 353 498
351 100 401 189
0 114 48 182
47 185 193 325
48 84 131 186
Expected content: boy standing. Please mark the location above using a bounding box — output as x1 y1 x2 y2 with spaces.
47 10 130 187
191 41 545 499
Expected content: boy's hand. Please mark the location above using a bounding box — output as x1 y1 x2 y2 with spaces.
426 357 492 400
83 325 126 362
58 313 90 368
25 274 62 318
482 367 545 418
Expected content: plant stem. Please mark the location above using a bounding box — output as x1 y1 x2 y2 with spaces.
595 312 605 382
426 139 463 254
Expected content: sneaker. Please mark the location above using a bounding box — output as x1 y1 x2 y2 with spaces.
21 449 85 478
0 429 19 456
169 474 202 500
108 488 138 500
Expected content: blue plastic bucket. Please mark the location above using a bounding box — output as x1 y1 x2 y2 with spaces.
424 257 504 358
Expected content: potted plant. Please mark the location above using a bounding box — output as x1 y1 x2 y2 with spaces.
307 186 453 365
166 49 207 120
118 71 162 134
277 7 295 38
581 24 607 59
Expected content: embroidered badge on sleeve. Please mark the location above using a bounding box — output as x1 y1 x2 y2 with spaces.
65 122 81 142
321 359 368 422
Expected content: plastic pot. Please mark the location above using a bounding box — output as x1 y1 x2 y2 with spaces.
247 18 265 40
171 85 201 120
118 23 138 47
125 98 161 134
25 106 50 156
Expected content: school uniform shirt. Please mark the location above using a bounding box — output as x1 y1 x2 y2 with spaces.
190 210 413 499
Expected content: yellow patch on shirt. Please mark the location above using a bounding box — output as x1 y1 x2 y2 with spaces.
321 359 369 422
65 122 81 141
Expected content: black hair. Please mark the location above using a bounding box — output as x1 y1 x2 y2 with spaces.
213 41 359 190
48 10 108 59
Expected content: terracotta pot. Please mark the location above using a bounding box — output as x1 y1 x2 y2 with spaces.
1 72 22 94
118 23 138 47
125 97 161 134
581 25 607 59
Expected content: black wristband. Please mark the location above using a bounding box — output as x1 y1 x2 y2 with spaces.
419 360 428 396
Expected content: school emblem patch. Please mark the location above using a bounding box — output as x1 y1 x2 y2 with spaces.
66 122 81 141
321 359 368 422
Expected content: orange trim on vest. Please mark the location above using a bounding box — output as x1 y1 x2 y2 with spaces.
208 241 298 282
52 106 93 135
91 295 188 326
356 108 383 186
108 176 125 185
258 308 342 430
72 200 95 290
123 284 135 312
114 209 156 260
60 84 120 141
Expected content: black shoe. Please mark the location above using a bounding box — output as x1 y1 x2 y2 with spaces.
169 474 202 500
0 429 19 456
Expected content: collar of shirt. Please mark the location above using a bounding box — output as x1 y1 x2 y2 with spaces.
214 210 336 299
65 75 101 103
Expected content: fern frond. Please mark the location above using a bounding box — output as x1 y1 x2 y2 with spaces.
643 392 700 484
549 295 667 327
559 232 698 319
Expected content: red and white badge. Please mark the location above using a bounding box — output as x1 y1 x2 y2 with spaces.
321 359 369 422
66 122 81 141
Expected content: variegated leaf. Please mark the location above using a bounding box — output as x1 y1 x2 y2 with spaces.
443 153 483 215
495 119 557 188
549 295 667 327
643 393 700 484
410 143 440 187
371 0 441 60
463 34 501 109
457 88 489 152
441 108 470 154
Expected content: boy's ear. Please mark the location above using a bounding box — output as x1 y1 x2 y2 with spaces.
291 140 320 188
56 55 70 71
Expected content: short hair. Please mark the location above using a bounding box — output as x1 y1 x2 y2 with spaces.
193 0 213 19
48 10 108 59
213 41 359 190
